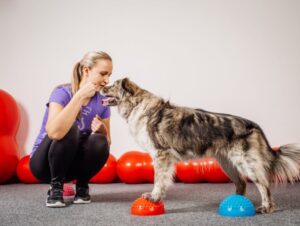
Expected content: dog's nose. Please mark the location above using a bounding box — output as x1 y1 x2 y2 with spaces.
103 86 110 93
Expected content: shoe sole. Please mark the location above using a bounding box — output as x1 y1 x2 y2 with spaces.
73 199 91 204
46 201 66 208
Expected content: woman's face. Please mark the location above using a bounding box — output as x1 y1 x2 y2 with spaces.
83 59 113 91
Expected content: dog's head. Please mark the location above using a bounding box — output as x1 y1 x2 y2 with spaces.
101 77 139 106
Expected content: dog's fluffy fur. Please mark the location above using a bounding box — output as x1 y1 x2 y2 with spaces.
101 78 300 213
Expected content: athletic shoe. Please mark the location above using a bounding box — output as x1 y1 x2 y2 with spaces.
73 185 91 204
46 181 66 207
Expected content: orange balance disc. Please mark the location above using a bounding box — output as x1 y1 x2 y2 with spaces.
131 197 165 216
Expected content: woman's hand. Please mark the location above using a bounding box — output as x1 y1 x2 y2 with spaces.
91 114 107 135
75 81 98 102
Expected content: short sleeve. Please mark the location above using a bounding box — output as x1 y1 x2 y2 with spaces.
47 86 71 107
100 106 111 119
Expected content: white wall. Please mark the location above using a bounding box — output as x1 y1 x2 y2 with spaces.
1 0 299 158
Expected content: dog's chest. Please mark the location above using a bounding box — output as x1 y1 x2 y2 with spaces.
127 106 155 152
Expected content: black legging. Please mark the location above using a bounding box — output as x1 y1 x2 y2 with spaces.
30 124 110 186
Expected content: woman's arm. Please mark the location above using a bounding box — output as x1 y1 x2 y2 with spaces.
46 94 84 140
46 82 97 140
102 117 111 145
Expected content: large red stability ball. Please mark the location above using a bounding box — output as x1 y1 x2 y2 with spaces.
16 155 39 183
117 151 155 184
176 159 206 183
0 90 20 184
203 158 230 183
90 154 117 183
117 151 145 184
141 152 154 183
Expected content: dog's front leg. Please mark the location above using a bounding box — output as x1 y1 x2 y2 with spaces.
142 150 176 202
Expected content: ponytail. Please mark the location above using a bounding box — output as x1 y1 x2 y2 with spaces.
71 62 81 96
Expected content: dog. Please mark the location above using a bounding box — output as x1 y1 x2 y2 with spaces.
101 77 300 213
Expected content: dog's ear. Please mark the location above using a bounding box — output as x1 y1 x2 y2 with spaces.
121 77 135 96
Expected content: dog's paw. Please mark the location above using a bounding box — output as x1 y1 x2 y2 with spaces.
256 205 275 214
141 192 162 202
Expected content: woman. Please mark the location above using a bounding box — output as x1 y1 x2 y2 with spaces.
30 51 113 207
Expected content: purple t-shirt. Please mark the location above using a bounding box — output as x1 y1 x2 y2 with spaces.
30 84 111 157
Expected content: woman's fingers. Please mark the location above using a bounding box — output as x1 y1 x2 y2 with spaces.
96 114 102 120
91 115 104 133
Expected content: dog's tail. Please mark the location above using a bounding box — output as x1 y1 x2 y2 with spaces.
271 143 300 184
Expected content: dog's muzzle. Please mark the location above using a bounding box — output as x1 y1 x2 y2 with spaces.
102 97 119 106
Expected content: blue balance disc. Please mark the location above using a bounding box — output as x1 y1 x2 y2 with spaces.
218 194 256 217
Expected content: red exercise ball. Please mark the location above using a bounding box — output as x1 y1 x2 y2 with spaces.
142 153 154 183
203 158 230 183
117 151 146 184
176 159 206 183
16 155 39 183
90 154 117 183
0 89 20 184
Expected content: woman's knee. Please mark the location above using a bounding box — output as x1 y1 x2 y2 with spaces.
48 125 80 161
63 123 80 142
87 133 110 157
50 124 80 152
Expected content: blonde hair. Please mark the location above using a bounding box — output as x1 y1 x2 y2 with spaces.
71 51 112 96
